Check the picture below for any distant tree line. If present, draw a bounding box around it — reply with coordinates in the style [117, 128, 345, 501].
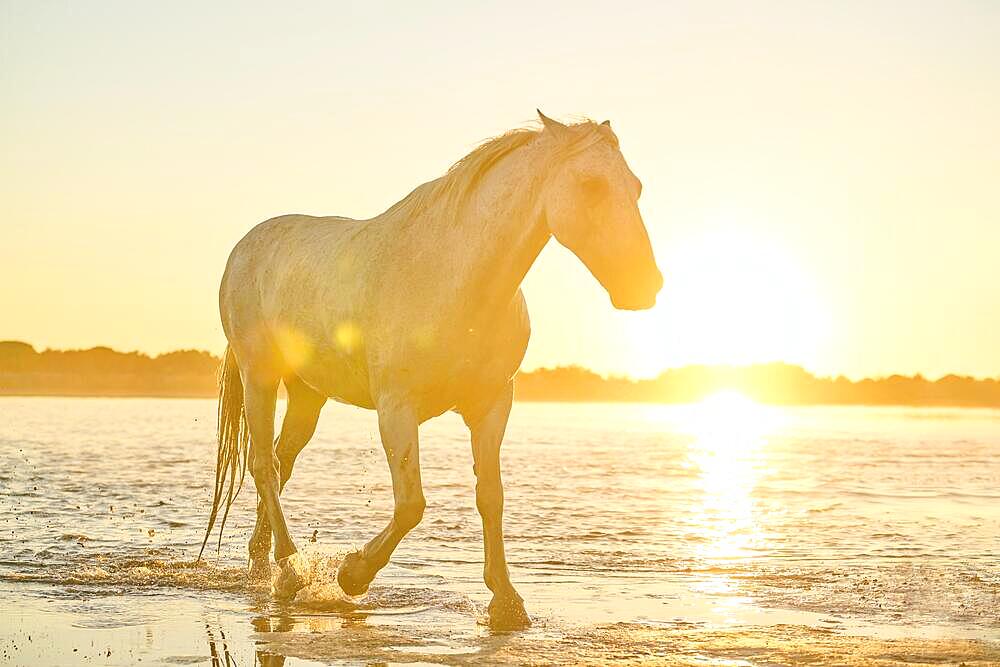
[515, 364, 1000, 407]
[0, 341, 218, 397]
[2, 341, 999, 406]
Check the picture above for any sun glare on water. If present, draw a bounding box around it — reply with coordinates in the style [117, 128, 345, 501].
[645, 390, 785, 619]
[681, 389, 784, 454]
[659, 390, 788, 620]
[678, 391, 784, 563]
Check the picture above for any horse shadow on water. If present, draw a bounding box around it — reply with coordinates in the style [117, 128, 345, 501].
[199, 110, 662, 631]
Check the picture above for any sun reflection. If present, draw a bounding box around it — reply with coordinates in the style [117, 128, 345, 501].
[681, 390, 782, 454]
[680, 390, 782, 562]
[669, 390, 785, 623]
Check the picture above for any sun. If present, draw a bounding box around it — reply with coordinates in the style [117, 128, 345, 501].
[625, 222, 832, 376]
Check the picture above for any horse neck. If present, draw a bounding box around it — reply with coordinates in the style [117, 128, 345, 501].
[436, 140, 552, 321]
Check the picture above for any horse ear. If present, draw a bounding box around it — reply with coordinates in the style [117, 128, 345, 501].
[601, 119, 611, 127]
[537, 109, 568, 137]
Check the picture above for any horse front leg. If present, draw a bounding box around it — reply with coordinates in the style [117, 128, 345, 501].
[242, 371, 306, 600]
[337, 396, 424, 595]
[463, 383, 530, 629]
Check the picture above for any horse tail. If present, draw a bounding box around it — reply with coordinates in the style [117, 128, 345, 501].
[198, 345, 251, 561]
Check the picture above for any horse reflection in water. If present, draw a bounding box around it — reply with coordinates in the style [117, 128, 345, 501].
[199, 110, 662, 629]
[204, 618, 290, 667]
[204, 621, 243, 667]
[249, 617, 292, 667]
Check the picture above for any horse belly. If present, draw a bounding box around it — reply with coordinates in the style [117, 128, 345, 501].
[292, 352, 375, 409]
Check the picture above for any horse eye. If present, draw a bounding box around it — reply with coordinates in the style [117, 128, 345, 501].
[581, 177, 609, 201]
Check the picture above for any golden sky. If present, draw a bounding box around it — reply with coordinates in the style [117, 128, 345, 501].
[2, 1, 998, 379]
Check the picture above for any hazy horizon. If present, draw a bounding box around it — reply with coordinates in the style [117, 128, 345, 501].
[4, 338, 1000, 385]
[3, 1, 999, 380]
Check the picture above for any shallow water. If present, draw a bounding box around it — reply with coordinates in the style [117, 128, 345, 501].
[1, 396, 999, 665]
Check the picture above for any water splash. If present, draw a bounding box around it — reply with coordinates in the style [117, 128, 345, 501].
[278, 547, 357, 610]
[0, 551, 251, 593]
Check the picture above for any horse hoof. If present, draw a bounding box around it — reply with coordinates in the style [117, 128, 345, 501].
[487, 593, 531, 631]
[336, 551, 371, 596]
[273, 556, 307, 601]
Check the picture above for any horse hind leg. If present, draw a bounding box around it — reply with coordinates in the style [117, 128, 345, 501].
[249, 375, 326, 581]
[238, 362, 308, 600]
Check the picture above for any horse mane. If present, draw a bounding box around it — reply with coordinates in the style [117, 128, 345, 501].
[379, 119, 612, 223]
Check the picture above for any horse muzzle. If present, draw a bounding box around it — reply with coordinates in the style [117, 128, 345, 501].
[609, 267, 663, 311]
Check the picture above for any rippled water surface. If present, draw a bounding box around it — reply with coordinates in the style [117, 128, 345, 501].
[1, 396, 999, 665]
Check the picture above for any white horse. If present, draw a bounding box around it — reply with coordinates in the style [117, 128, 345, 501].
[200, 111, 662, 629]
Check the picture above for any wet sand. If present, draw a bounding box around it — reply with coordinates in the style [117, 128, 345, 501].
[4, 552, 1000, 667]
[258, 624, 1000, 666]
[4, 579, 999, 666]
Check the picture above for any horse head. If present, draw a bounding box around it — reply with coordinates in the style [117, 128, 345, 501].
[536, 110, 663, 311]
